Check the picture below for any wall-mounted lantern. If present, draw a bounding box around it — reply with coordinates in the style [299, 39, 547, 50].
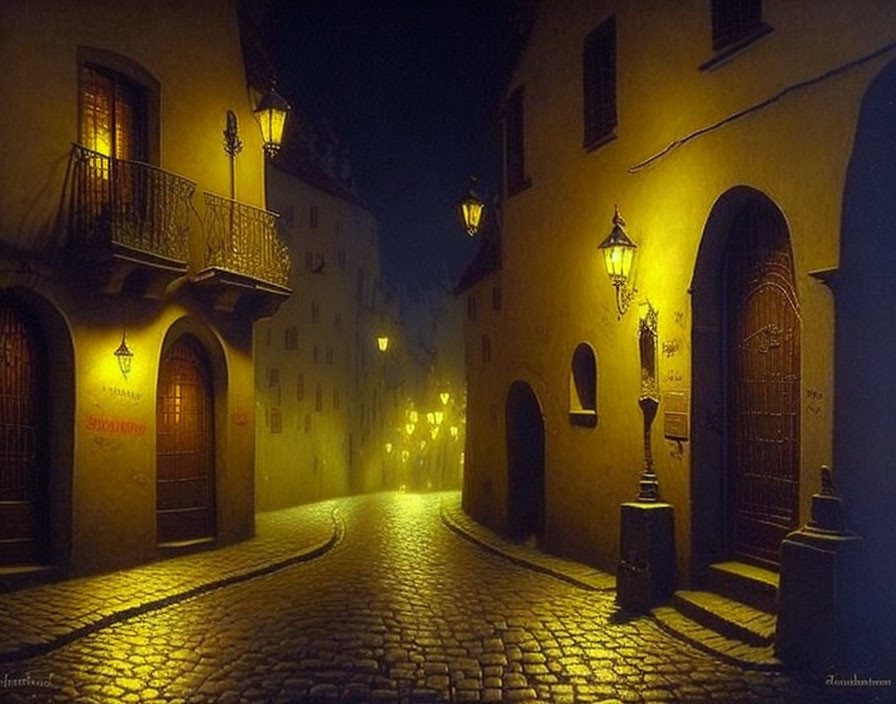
[408, 410, 419, 424]
[405, 423, 416, 436]
[597, 205, 638, 318]
[254, 84, 290, 159]
[456, 175, 485, 237]
[426, 411, 436, 425]
[385, 442, 393, 454]
[114, 330, 134, 379]
[434, 410, 444, 426]
[440, 391, 450, 406]
[377, 335, 390, 353]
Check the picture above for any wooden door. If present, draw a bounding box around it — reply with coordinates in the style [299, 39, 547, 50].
[726, 199, 800, 566]
[157, 338, 215, 543]
[505, 382, 545, 542]
[0, 299, 46, 565]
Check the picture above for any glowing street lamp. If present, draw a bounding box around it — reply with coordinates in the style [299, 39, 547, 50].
[405, 423, 416, 436]
[456, 175, 485, 237]
[434, 411, 444, 426]
[597, 205, 638, 318]
[440, 391, 450, 406]
[377, 335, 390, 352]
[254, 84, 290, 159]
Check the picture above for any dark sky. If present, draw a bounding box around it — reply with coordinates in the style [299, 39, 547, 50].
[267, 0, 518, 293]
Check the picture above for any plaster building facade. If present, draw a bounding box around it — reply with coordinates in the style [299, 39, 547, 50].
[461, 0, 896, 669]
[0, 1, 290, 582]
[254, 121, 401, 508]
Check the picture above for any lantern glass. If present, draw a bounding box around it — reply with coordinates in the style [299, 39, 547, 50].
[254, 86, 290, 157]
[114, 332, 134, 379]
[440, 391, 450, 405]
[597, 206, 637, 285]
[377, 335, 389, 352]
[456, 176, 485, 236]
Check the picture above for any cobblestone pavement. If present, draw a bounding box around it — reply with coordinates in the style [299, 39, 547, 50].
[0, 492, 890, 703]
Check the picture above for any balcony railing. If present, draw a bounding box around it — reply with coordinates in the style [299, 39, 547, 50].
[202, 192, 290, 289]
[68, 144, 194, 263]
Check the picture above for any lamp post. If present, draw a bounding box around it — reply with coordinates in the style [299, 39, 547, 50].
[456, 175, 486, 237]
[114, 330, 134, 379]
[597, 205, 638, 318]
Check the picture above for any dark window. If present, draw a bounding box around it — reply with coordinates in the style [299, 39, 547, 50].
[504, 88, 529, 196]
[583, 17, 617, 148]
[315, 384, 323, 412]
[297, 373, 304, 401]
[492, 286, 502, 311]
[284, 326, 298, 350]
[711, 0, 762, 51]
[467, 294, 477, 322]
[305, 251, 313, 272]
[309, 204, 318, 229]
[304, 413, 311, 433]
[326, 345, 334, 365]
[270, 407, 282, 434]
[268, 368, 281, 405]
[311, 301, 319, 324]
[570, 343, 598, 426]
[482, 335, 491, 363]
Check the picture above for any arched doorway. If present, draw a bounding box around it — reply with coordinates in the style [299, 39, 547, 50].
[0, 297, 47, 565]
[505, 381, 545, 543]
[692, 189, 800, 570]
[156, 336, 215, 544]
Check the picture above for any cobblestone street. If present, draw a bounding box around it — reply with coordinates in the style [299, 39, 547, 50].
[0, 492, 888, 703]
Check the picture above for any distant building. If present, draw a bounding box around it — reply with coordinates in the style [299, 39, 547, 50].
[0, 1, 290, 582]
[255, 117, 399, 506]
[461, 0, 896, 669]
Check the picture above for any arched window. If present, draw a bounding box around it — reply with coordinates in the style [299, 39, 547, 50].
[569, 343, 597, 427]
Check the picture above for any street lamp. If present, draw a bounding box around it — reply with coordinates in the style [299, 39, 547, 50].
[597, 205, 638, 318]
[254, 84, 290, 159]
[456, 175, 485, 237]
[440, 391, 450, 406]
[377, 335, 390, 352]
[114, 330, 134, 379]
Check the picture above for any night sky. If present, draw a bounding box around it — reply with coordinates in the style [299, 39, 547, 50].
[267, 0, 519, 293]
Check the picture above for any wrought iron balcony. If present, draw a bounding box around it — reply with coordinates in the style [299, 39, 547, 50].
[197, 192, 291, 300]
[68, 144, 194, 269]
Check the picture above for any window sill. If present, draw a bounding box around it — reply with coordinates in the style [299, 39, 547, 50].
[569, 409, 598, 428]
[699, 23, 773, 72]
[584, 130, 617, 153]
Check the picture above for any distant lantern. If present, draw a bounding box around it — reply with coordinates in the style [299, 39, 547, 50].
[434, 411, 444, 426]
[597, 205, 638, 317]
[405, 423, 416, 436]
[377, 335, 389, 352]
[426, 411, 436, 425]
[440, 391, 450, 406]
[385, 442, 393, 454]
[254, 84, 290, 158]
[456, 175, 485, 237]
[450, 425, 459, 439]
[409, 410, 419, 424]
[114, 331, 134, 379]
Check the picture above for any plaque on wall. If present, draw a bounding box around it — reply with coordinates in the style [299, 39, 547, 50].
[664, 389, 689, 440]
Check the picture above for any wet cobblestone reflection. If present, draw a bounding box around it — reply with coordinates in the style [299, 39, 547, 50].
[1, 493, 883, 702]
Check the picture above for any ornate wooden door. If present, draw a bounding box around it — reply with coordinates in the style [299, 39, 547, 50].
[0, 299, 46, 565]
[726, 199, 800, 566]
[156, 338, 215, 543]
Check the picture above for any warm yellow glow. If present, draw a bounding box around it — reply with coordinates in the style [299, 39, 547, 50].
[401, 450, 410, 464]
[426, 412, 436, 425]
[419, 440, 427, 450]
[450, 425, 459, 439]
[459, 198, 484, 236]
[459, 452, 465, 467]
[434, 411, 444, 425]
[409, 410, 419, 424]
[440, 392, 450, 405]
[385, 442, 393, 454]
[405, 423, 415, 435]
[430, 427, 439, 440]
[113, 331, 134, 379]
[377, 335, 389, 352]
[597, 205, 637, 284]
[254, 86, 290, 158]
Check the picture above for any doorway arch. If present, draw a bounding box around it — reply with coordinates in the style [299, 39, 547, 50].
[691, 187, 800, 571]
[156, 335, 216, 543]
[505, 381, 545, 543]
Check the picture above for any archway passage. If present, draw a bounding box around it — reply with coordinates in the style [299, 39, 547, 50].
[0, 298, 47, 565]
[156, 337, 215, 544]
[505, 381, 545, 542]
[725, 198, 800, 566]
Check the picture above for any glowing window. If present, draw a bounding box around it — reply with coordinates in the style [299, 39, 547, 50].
[583, 17, 616, 149]
[80, 64, 146, 161]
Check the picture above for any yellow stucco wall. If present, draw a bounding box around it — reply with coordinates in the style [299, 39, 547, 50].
[0, 1, 265, 575]
[464, 0, 896, 582]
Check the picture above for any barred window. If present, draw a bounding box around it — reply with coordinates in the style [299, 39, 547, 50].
[504, 88, 529, 196]
[711, 0, 762, 51]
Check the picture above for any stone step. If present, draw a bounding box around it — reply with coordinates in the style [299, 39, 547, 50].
[651, 605, 782, 670]
[673, 590, 776, 647]
[706, 561, 779, 614]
